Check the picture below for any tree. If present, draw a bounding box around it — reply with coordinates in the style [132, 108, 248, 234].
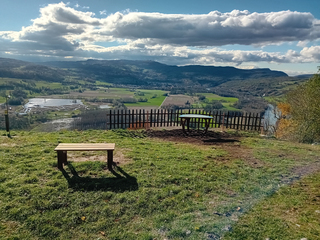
[280, 70, 320, 142]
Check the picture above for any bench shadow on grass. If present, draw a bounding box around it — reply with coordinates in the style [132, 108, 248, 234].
[60, 163, 138, 192]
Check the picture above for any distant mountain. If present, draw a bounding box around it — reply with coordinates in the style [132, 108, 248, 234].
[38, 59, 287, 86]
[294, 74, 313, 79]
[0, 57, 288, 86]
[0, 57, 67, 82]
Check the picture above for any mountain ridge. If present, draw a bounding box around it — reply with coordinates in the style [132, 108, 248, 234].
[0, 57, 288, 86]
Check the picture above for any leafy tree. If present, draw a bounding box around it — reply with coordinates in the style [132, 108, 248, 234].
[204, 101, 224, 111]
[279, 70, 320, 142]
[198, 95, 206, 101]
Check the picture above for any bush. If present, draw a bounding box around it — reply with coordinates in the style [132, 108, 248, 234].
[278, 71, 320, 143]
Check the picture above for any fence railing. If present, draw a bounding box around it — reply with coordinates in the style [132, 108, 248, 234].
[102, 109, 263, 131]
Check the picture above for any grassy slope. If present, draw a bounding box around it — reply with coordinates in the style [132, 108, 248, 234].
[197, 93, 239, 111]
[224, 171, 320, 239]
[125, 89, 167, 107]
[1, 130, 320, 239]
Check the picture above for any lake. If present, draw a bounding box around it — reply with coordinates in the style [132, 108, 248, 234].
[25, 98, 83, 109]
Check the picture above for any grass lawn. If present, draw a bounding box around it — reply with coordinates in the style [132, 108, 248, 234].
[224, 171, 320, 239]
[199, 93, 238, 104]
[125, 89, 168, 107]
[34, 81, 63, 89]
[0, 129, 319, 239]
[195, 93, 239, 111]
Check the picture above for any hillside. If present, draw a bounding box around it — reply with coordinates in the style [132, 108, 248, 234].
[39, 59, 288, 86]
[0, 58, 67, 82]
[0, 57, 290, 89]
[0, 57, 309, 112]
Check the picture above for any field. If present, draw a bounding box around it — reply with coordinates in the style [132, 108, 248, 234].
[124, 90, 168, 107]
[161, 94, 195, 107]
[196, 93, 239, 111]
[1, 129, 320, 239]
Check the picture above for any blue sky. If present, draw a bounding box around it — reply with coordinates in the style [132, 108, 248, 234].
[1, 0, 320, 75]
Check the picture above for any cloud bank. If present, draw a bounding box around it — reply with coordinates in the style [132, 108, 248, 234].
[1, 2, 320, 70]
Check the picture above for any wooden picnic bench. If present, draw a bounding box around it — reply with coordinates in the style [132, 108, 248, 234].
[54, 143, 115, 170]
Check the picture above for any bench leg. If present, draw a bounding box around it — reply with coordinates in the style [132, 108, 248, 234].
[107, 150, 113, 170]
[57, 151, 67, 169]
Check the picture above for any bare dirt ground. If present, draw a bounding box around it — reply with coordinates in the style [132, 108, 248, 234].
[145, 128, 241, 145]
[161, 94, 195, 107]
[69, 148, 133, 166]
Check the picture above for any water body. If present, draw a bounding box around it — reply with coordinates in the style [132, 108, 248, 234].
[25, 98, 83, 108]
[99, 104, 111, 109]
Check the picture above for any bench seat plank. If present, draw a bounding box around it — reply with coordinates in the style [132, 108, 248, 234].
[54, 143, 115, 170]
[55, 143, 115, 151]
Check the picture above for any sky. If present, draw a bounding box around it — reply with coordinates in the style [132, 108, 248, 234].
[0, 0, 320, 76]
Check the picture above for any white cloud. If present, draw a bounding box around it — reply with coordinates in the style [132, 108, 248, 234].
[297, 40, 309, 47]
[0, 2, 320, 68]
[100, 10, 107, 16]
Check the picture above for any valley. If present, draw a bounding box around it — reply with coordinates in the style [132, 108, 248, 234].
[0, 57, 311, 131]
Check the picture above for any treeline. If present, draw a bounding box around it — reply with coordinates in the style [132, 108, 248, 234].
[0, 68, 65, 82]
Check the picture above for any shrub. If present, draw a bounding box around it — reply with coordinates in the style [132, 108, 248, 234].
[277, 71, 320, 143]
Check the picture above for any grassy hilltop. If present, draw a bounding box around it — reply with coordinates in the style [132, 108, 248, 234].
[1, 129, 320, 239]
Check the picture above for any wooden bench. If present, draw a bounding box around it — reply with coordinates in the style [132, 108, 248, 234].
[54, 143, 115, 170]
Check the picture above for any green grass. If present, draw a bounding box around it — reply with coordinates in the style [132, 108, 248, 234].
[35, 81, 63, 89]
[224, 171, 320, 239]
[46, 109, 82, 119]
[200, 93, 238, 103]
[194, 93, 239, 111]
[0, 77, 22, 84]
[0, 130, 319, 239]
[125, 89, 168, 107]
[95, 81, 113, 86]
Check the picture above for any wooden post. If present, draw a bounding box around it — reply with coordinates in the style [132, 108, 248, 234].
[57, 151, 67, 169]
[226, 111, 230, 129]
[237, 112, 241, 130]
[107, 150, 113, 170]
[121, 109, 123, 129]
[221, 112, 225, 132]
[247, 113, 251, 130]
[128, 109, 131, 129]
[143, 109, 145, 128]
[160, 109, 163, 127]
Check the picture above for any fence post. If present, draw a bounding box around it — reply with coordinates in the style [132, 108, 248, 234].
[260, 115, 265, 135]
[221, 112, 225, 132]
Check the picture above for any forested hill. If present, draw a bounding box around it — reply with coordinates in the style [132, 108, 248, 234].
[0, 57, 67, 82]
[0, 57, 288, 86]
[39, 59, 288, 85]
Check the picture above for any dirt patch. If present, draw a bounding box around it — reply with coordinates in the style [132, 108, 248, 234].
[68, 149, 133, 166]
[145, 129, 265, 167]
[146, 129, 320, 180]
[146, 129, 241, 145]
[291, 160, 320, 178]
[161, 94, 195, 107]
[0, 143, 16, 147]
